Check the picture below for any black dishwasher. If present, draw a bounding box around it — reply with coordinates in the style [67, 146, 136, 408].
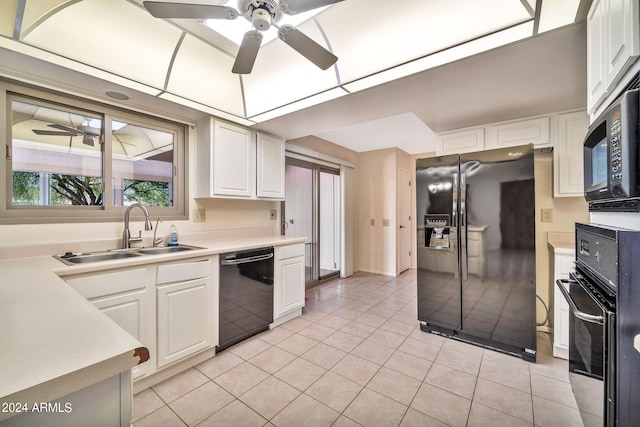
[217, 247, 274, 351]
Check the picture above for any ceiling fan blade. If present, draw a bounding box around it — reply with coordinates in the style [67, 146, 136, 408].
[48, 124, 84, 136]
[33, 130, 75, 136]
[232, 31, 263, 74]
[278, 25, 337, 70]
[142, 1, 239, 19]
[281, 0, 343, 14]
[82, 134, 95, 147]
[77, 125, 101, 136]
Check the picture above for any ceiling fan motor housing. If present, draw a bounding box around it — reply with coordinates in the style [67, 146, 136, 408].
[239, 0, 281, 31]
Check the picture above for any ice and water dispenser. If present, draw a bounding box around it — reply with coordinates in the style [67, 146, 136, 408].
[424, 214, 451, 249]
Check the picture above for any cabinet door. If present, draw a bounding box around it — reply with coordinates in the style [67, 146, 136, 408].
[213, 121, 254, 197]
[437, 128, 484, 155]
[553, 252, 574, 359]
[276, 256, 305, 318]
[554, 111, 589, 197]
[485, 117, 550, 150]
[93, 290, 150, 379]
[256, 133, 285, 199]
[157, 277, 212, 368]
[605, 0, 640, 90]
[587, 0, 607, 112]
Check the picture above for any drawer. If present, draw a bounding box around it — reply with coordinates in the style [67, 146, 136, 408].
[278, 243, 305, 260]
[66, 268, 148, 300]
[156, 259, 211, 284]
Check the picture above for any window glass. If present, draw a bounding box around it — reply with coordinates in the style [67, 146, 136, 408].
[11, 100, 103, 206]
[111, 120, 174, 207]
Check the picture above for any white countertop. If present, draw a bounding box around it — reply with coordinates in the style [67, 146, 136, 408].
[0, 234, 305, 420]
[547, 231, 575, 255]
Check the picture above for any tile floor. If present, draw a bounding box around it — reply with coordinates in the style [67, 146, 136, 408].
[132, 270, 584, 427]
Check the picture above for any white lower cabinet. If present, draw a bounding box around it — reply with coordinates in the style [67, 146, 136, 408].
[274, 244, 305, 322]
[552, 250, 575, 359]
[156, 259, 214, 368]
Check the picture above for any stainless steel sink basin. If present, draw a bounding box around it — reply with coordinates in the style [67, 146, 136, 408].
[137, 245, 204, 255]
[54, 245, 205, 265]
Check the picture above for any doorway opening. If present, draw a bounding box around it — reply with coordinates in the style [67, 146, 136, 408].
[282, 158, 341, 285]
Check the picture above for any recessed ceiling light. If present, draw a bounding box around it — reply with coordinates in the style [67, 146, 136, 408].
[103, 90, 131, 100]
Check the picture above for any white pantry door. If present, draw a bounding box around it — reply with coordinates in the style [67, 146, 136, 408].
[398, 168, 411, 273]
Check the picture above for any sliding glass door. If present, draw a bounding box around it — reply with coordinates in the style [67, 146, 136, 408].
[282, 158, 341, 284]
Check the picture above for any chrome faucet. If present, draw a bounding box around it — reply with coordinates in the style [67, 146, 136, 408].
[122, 203, 153, 249]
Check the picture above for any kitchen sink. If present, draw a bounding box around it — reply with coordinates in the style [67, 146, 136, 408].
[54, 245, 205, 265]
[137, 245, 203, 255]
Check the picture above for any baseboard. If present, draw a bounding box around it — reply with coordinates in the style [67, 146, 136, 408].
[358, 268, 397, 277]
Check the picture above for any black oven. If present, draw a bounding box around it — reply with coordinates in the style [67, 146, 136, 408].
[556, 223, 640, 427]
[584, 89, 640, 210]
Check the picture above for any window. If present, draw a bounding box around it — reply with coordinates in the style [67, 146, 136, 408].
[2, 82, 187, 223]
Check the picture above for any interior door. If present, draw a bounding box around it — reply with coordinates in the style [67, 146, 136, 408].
[398, 168, 411, 273]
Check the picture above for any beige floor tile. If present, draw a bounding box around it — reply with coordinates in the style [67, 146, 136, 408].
[248, 346, 297, 374]
[331, 415, 364, 427]
[274, 357, 327, 391]
[214, 362, 270, 397]
[367, 367, 421, 405]
[344, 388, 408, 427]
[367, 328, 407, 349]
[279, 316, 314, 332]
[532, 396, 584, 427]
[479, 358, 531, 393]
[300, 342, 347, 369]
[380, 319, 417, 336]
[442, 338, 484, 358]
[133, 405, 186, 427]
[340, 321, 378, 339]
[531, 374, 578, 409]
[197, 400, 266, 427]
[384, 350, 432, 381]
[322, 330, 364, 352]
[351, 339, 396, 365]
[300, 309, 330, 323]
[529, 353, 569, 383]
[467, 402, 534, 427]
[316, 314, 352, 329]
[331, 354, 381, 386]
[399, 408, 449, 427]
[410, 383, 471, 427]
[275, 333, 319, 355]
[169, 381, 235, 426]
[239, 376, 300, 420]
[473, 378, 533, 423]
[397, 337, 441, 361]
[196, 351, 244, 380]
[392, 310, 419, 325]
[228, 337, 272, 360]
[333, 307, 367, 320]
[408, 328, 446, 346]
[355, 312, 388, 328]
[152, 368, 210, 403]
[435, 346, 482, 376]
[132, 388, 165, 422]
[257, 327, 294, 345]
[424, 363, 477, 400]
[271, 393, 339, 427]
[306, 371, 364, 412]
[366, 306, 398, 319]
[298, 323, 337, 341]
[482, 346, 533, 370]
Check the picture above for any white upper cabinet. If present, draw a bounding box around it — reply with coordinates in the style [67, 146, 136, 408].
[436, 127, 484, 155]
[196, 117, 285, 200]
[485, 117, 551, 150]
[554, 111, 589, 197]
[256, 133, 285, 199]
[587, 0, 640, 113]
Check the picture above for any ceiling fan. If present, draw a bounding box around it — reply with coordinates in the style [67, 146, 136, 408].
[32, 124, 101, 147]
[142, 0, 343, 74]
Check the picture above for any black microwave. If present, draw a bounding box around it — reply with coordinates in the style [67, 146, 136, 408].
[584, 89, 640, 208]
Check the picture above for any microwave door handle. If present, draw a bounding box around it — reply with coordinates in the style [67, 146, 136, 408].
[555, 279, 605, 325]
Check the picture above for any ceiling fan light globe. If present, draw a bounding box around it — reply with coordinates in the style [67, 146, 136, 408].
[251, 8, 272, 31]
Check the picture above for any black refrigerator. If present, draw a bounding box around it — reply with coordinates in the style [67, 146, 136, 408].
[416, 144, 537, 362]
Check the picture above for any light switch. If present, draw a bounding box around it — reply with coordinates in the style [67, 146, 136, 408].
[193, 209, 206, 222]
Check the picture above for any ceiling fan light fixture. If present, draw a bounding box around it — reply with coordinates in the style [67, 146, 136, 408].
[251, 8, 272, 31]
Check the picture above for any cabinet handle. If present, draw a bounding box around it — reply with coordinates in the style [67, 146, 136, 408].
[221, 253, 273, 265]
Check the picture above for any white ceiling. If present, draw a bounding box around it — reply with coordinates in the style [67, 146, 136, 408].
[0, 0, 589, 155]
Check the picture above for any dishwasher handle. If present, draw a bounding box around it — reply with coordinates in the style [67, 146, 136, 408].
[555, 279, 605, 325]
[221, 253, 274, 266]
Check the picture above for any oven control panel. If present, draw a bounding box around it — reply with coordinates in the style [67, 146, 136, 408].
[576, 226, 617, 291]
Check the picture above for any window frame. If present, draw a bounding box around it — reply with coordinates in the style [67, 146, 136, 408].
[1, 81, 188, 224]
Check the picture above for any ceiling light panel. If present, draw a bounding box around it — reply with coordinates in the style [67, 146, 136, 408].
[538, 0, 581, 33]
[319, 0, 532, 83]
[166, 34, 245, 117]
[20, 0, 183, 89]
[0, 0, 18, 38]
[250, 87, 348, 122]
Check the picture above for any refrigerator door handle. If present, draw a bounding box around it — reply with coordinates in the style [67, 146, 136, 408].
[460, 173, 468, 280]
[452, 174, 458, 229]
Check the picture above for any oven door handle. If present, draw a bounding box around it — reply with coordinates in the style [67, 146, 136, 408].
[555, 279, 605, 325]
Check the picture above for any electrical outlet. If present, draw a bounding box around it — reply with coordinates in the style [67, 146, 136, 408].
[382, 219, 390, 226]
[270, 209, 277, 220]
[370, 219, 375, 226]
[541, 208, 553, 222]
[193, 209, 206, 222]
